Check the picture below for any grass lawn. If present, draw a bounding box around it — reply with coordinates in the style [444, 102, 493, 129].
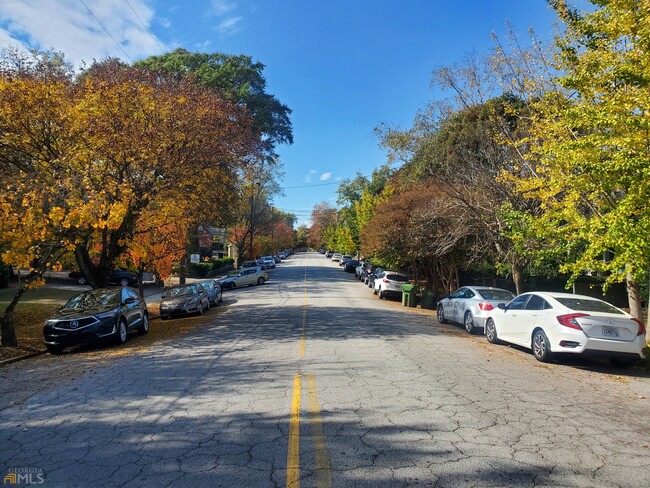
[0, 285, 220, 363]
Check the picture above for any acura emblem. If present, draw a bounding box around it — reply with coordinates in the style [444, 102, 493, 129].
[70, 320, 79, 329]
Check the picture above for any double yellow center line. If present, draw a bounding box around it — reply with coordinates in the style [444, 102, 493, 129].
[286, 267, 331, 488]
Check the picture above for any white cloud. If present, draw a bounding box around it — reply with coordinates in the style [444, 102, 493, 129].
[305, 170, 317, 183]
[0, 0, 166, 69]
[216, 16, 242, 36]
[195, 40, 211, 50]
[209, 0, 236, 16]
[320, 172, 332, 181]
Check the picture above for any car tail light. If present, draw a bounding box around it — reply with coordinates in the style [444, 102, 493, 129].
[556, 313, 589, 330]
[631, 318, 645, 336]
[478, 302, 493, 311]
[383, 279, 390, 283]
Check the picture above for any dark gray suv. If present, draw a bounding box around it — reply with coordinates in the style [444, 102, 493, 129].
[43, 287, 148, 354]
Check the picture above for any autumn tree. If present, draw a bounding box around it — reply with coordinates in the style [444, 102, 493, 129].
[135, 48, 292, 160]
[307, 202, 338, 249]
[0, 51, 260, 345]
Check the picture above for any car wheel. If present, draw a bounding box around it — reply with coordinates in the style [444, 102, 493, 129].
[486, 318, 499, 344]
[78, 277, 87, 285]
[257, 277, 265, 285]
[464, 311, 476, 334]
[378, 288, 384, 299]
[114, 319, 127, 345]
[532, 329, 552, 362]
[138, 313, 149, 335]
[437, 305, 447, 324]
[46, 344, 64, 355]
[218, 291, 223, 303]
[160, 314, 169, 321]
[120, 278, 130, 287]
[373, 286, 378, 295]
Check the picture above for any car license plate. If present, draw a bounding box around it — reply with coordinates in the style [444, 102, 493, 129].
[602, 326, 619, 337]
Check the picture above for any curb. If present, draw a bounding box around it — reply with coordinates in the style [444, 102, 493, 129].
[0, 349, 45, 367]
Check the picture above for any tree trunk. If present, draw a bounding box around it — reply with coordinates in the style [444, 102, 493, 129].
[179, 254, 187, 285]
[646, 276, 650, 345]
[137, 268, 145, 298]
[626, 271, 643, 322]
[511, 261, 524, 295]
[1, 287, 25, 347]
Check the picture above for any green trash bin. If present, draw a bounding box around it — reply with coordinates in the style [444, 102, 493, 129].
[420, 288, 436, 310]
[402, 284, 419, 307]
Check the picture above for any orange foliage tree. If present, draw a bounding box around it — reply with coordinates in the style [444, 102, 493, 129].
[0, 51, 260, 346]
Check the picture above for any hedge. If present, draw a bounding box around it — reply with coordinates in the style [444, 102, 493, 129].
[189, 257, 235, 277]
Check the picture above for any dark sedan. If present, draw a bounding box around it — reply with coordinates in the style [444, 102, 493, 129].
[159, 283, 210, 320]
[43, 287, 148, 354]
[68, 269, 139, 287]
[344, 259, 360, 272]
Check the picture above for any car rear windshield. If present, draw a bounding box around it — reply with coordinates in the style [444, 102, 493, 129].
[168, 285, 195, 297]
[478, 290, 515, 300]
[386, 274, 408, 282]
[554, 297, 623, 314]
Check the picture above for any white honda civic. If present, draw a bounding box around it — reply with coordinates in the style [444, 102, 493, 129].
[485, 292, 645, 366]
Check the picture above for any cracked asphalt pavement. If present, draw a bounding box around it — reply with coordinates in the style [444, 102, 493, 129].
[2, 252, 650, 487]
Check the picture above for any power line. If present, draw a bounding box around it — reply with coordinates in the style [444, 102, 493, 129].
[283, 181, 341, 189]
[79, 0, 133, 63]
[124, 0, 166, 55]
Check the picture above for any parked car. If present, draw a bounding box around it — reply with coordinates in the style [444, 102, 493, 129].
[485, 292, 646, 366]
[332, 253, 343, 262]
[198, 279, 223, 307]
[344, 259, 360, 272]
[355, 262, 371, 279]
[43, 287, 148, 354]
[339, 255, 352, 266]
[219, 268, 269, 290]
[373, 271, 409, 299]
[160, 283, 210, 320]
[240, 260, 263, 269]
[325, 250, 334, 258]
[279, 252, 287, 259]
[68, 269, 139, 287]
[261, 256, 276, 269]
[437, 286, 515, 334]
[365, 266, 383, 286]
[272, 255, 282, 263]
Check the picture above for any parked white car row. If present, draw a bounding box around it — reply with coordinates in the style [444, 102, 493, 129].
[438, 286, 645, 366]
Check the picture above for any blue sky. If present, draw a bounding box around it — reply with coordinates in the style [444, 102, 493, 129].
[0, 0, 559, 226]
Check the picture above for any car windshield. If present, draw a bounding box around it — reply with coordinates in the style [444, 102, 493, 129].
[386, 274, 408, 282]
[200, 282, 213, 291]
[63, 289, 120, 310]
[168, 285, 195, 297]
[554, 297, 623, 314]
[478, 290, 515, 300]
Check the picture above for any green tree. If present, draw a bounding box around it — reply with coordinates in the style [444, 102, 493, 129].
[512, 0, 650, 331]
[135, 48, 292, 159]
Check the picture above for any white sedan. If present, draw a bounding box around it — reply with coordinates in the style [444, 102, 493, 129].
[437, 286, 515, 334]
[485, 292, 645, 366]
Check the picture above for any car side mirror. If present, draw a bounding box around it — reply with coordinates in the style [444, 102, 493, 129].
[497, 303, 506, 310]
[124, 297, 136, 305]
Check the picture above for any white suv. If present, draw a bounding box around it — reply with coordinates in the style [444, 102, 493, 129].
[373, 271, 409, 299]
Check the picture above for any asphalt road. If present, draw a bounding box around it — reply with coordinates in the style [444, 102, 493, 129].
[2, 252, 650, 487]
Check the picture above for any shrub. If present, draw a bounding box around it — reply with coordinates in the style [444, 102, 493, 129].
[190, 262, 212, 277]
